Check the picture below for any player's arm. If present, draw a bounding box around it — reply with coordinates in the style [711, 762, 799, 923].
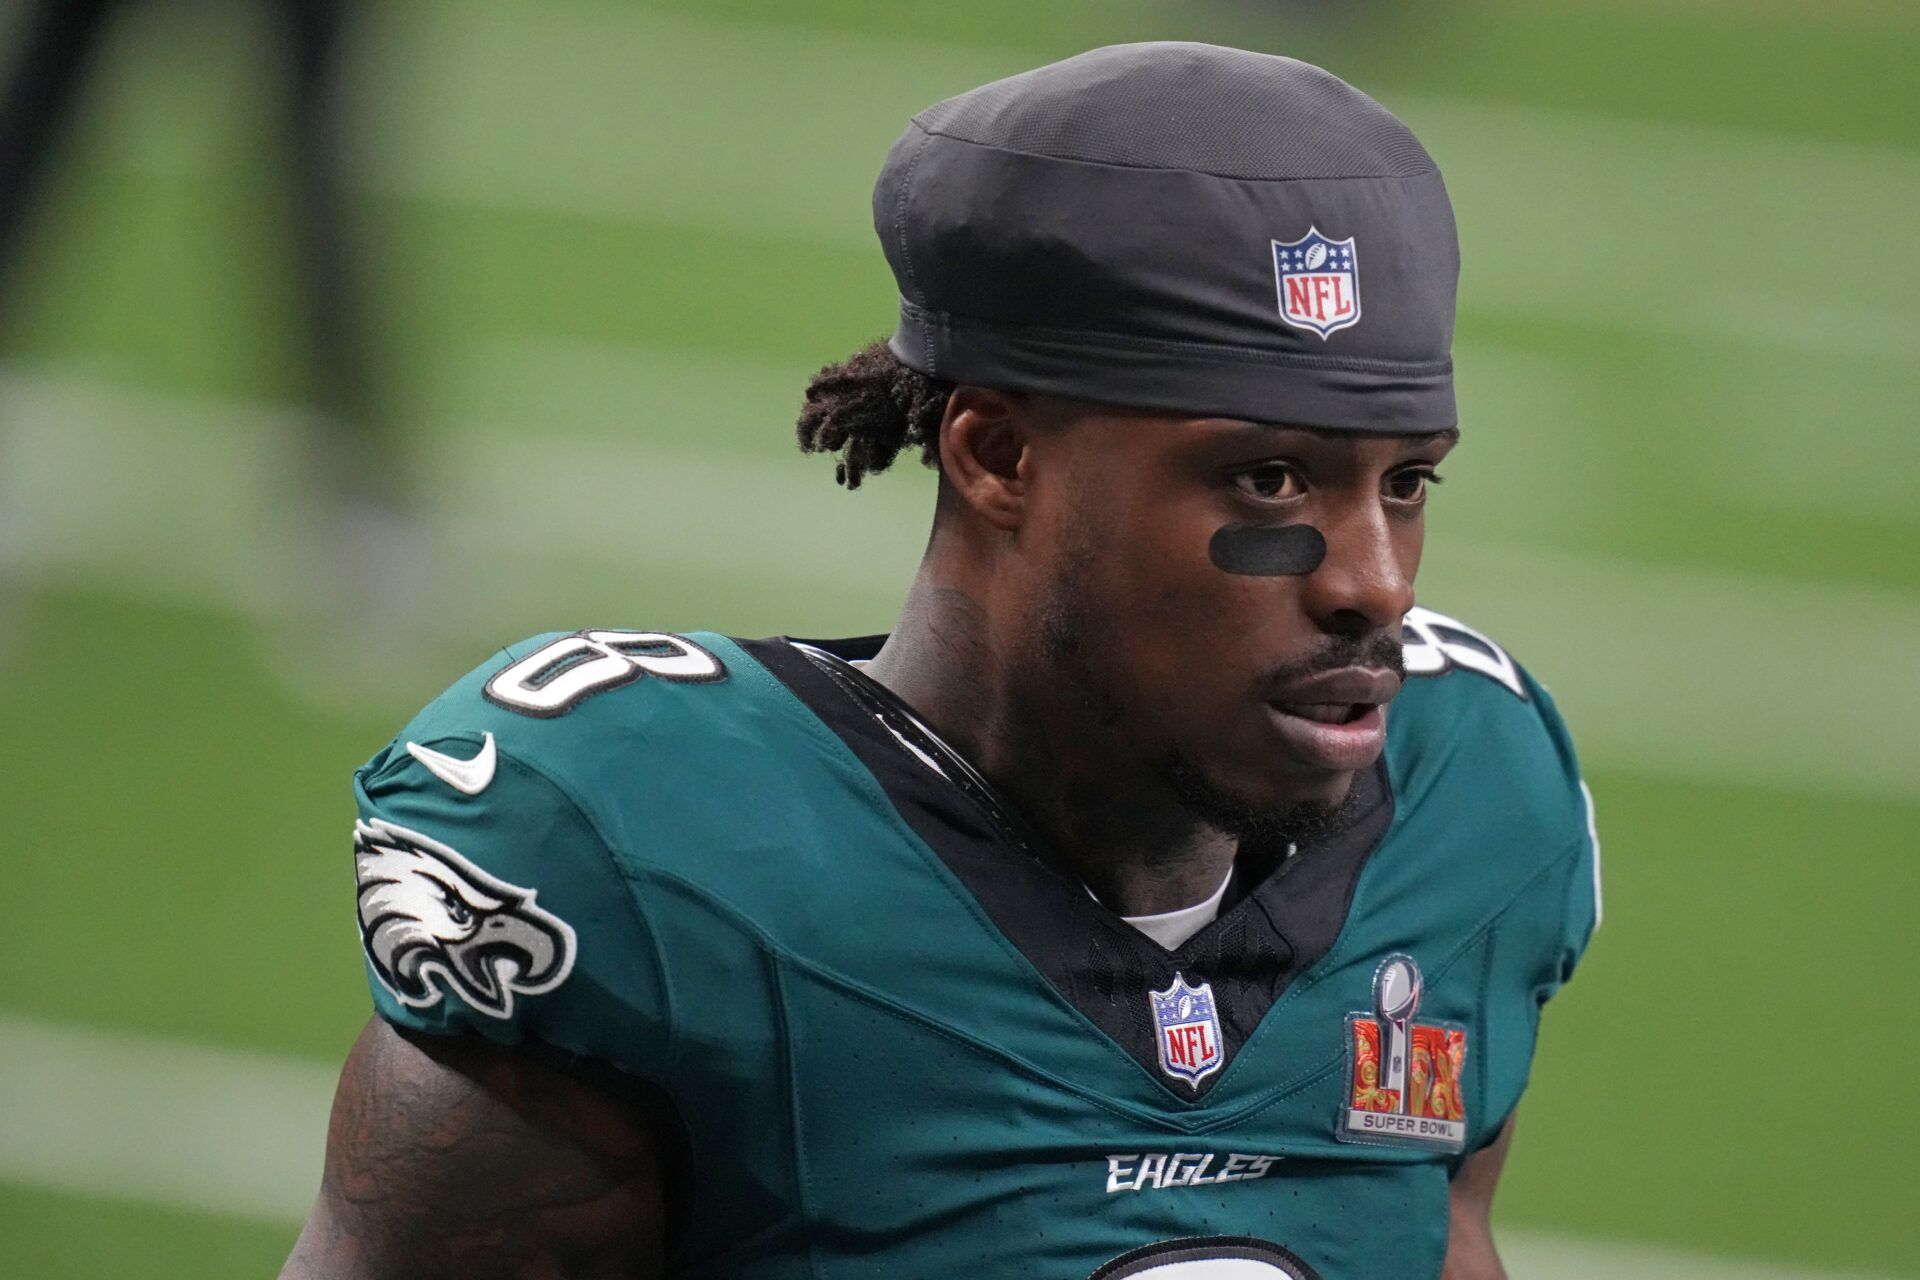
[1439, 1112, 1516, 1280]
[281, 1018, 669, 1280]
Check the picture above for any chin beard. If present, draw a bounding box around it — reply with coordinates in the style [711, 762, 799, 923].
[1033, 533, 1378, 857]
[1159, 746, 1365, 854]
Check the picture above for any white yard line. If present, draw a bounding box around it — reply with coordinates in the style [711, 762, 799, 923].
[1497, 1232, 1907, 1280]
[0, 1013, 336, 1222]
[3, 364, 1915, 799]
[0, 1010, 1900, 1278]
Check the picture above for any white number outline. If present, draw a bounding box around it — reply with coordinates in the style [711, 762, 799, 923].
[1090, 1235, 1322, 1279]
[1401, 606, 1526, 698]
[483, 630, 726, 717]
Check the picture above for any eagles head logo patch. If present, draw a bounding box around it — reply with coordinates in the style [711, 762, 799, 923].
[353, 819, 577, 1019]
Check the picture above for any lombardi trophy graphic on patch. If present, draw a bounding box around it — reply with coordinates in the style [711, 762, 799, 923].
[1338, 953, 1468, 1150]
[1149, 974, 1224, 1087]
[1272, 228, 1361, 338]
[1373, 954, 1420, 1102]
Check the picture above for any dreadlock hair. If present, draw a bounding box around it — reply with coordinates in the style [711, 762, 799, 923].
[796, 339, 955, 489]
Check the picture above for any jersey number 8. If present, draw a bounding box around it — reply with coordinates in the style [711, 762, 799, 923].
[484, 630, 727, 717]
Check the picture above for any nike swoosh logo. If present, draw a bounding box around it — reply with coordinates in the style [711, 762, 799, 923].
[406, 732, 497, 795]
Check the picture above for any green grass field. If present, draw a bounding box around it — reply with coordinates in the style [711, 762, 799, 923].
[1, 1, 1916, 1275]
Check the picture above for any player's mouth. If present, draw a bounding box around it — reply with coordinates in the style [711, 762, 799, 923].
[1264, 668, 1399, 770]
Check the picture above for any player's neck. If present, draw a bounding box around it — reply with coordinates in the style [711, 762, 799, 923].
[866, 576, 1238, 917]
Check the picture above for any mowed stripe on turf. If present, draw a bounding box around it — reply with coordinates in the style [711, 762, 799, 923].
[0, 1010, 1898, 1280]
[67, 1, 1920, 540]
[95, 0, 1920, 365]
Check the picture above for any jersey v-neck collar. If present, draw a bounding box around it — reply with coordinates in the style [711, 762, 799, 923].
[737, 634, 1395, 1102]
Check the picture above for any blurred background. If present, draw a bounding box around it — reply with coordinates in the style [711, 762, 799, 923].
[0, 0, 1913, 1276]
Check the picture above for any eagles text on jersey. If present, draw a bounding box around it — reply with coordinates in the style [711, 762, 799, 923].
[351, 611, 1599, 1279]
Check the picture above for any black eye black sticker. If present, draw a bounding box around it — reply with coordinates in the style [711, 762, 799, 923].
[1209, 523, 1326, 576]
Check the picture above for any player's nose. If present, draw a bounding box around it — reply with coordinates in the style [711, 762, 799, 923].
[1298, 506, 1415, 641]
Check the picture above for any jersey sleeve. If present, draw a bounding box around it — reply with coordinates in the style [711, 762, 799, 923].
[1470, 671, 1602, 1155]
[1396, 606, 1606, 1159]
[1528, 674, 1602, 997]
[350, 727, 672, 1078]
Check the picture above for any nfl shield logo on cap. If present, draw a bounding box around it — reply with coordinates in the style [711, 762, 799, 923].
[1150, 974, 1224, 1088]
[1272, 228, 1361, 338]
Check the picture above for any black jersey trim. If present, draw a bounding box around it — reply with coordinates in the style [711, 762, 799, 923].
[738, 635, 1394, 1102]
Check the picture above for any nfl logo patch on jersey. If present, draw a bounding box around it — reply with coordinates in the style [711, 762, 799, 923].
[1337, 954, 1467, 1150]
[1272, 228, 1361, 338]
[1150, 974, 1224, 1088]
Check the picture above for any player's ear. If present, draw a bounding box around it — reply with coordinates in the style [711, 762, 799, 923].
[937, 385, 1038, 532]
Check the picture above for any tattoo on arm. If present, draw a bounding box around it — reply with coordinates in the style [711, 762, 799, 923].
[281, 1019, 670, 1280]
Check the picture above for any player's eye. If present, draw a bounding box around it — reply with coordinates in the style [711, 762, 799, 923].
[1232, 463, 1304, 502]
[1383, 467, 1441, 504]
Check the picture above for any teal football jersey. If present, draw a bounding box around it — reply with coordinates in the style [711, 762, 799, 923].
[352, 610, 1598, 1279]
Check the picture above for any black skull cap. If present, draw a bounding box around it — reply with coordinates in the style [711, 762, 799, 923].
[873, 43, 1459, 433]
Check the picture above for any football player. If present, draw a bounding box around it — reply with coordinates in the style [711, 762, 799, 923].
[284, 44, 1599, 1280]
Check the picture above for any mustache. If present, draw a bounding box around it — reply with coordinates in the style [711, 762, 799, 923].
[1260, 631, 1405, 688]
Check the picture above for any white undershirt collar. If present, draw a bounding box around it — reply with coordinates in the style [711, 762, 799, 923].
[1113, 865, 1236, 951]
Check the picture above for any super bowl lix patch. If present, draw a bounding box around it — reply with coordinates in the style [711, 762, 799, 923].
[1337, 954, 1467, 1150]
